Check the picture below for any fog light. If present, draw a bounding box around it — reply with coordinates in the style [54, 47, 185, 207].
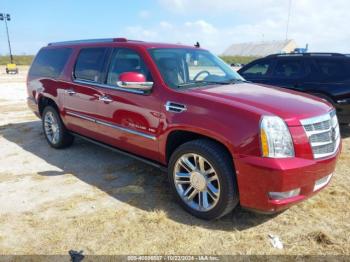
[314, 174, 332, 192]
[268, 188, 301, 200]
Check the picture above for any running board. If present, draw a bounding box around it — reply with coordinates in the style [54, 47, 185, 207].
[71, 132, 168, 173]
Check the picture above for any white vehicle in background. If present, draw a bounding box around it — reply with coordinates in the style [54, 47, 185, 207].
[230, 63, 243, 71]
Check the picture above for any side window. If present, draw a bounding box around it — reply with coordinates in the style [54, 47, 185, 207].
[273, 59, 305, 79]
[240, 61, 271, 78]
[106, 48, 151, 86]
[74, 48, 107, 82]
[29, 48, 72, 79]
[316, 59, 349, 81]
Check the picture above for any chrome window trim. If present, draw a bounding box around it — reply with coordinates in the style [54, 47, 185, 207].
[66, 111, 156, 140]
[73, 79, 147, 95]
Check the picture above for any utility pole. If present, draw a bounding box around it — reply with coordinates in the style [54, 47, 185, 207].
[285, 0, 292, 41]
[0, 13, 13, 63]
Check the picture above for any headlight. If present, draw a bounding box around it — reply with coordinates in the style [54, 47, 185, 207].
[260, 116, 294, 158]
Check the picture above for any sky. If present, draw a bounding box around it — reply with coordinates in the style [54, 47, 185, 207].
[0, 0, 349, 55]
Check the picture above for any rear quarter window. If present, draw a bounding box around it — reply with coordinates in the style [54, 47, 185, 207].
[315, 58, 350, 81]
[29, 48, 72, 79]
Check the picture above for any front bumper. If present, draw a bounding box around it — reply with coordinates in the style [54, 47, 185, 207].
[234, 148, 340, 213]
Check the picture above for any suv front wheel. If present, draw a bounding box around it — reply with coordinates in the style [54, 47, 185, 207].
[42, 106, 74, 148]
[168, 139, 239, 220]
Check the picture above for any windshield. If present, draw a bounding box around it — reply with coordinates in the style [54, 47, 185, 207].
[148, 48, 245, 89]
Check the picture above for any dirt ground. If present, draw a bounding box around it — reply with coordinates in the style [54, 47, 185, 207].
[0, 66, 349, 255]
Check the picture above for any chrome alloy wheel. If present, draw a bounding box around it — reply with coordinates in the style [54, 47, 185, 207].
[44, 111, 60, 144]
[173, 153, 220, 212]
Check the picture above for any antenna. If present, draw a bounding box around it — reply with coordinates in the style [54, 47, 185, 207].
[285, 0, 292, 40]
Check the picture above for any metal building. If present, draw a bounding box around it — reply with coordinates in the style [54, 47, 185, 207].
[223, 39, 297, 57]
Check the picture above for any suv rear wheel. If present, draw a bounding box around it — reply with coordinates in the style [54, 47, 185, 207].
[168, 139, 239, 220]
[42, 106, 74, 148]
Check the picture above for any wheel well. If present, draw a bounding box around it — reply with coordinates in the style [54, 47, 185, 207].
[38, 96, 58, 116]
[166, 130, 232, 163]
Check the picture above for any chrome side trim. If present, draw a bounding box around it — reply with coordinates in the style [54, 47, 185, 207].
[66, 111, 156, 140]
[67, 111, 93, 122]
[74, 79, 146, 95]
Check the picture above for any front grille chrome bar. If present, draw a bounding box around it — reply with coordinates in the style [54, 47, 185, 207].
[300, 110, 341, 159]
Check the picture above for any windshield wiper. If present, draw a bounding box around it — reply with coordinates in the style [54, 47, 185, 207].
[226, 78, 251, 84]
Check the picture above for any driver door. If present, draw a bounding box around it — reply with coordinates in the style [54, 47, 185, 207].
[92, 48, 162, 162]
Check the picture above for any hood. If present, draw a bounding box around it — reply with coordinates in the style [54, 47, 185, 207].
[189, 83, 332, 126]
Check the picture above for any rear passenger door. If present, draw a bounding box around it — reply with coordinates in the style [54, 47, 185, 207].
[310, 57, 350, 102]
[91, 48, 161, 162]
[268, 58, 311, 91]
[63, 47, 110, 137]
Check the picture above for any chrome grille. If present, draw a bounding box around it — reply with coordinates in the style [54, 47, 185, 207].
[304, 120, 330, 131]
[300, 110, 341, 159]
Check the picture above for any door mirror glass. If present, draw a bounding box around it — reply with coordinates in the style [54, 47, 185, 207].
[117, 72, 153, 91]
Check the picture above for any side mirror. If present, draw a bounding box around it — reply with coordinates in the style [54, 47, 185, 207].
[117, 72, 153, 92]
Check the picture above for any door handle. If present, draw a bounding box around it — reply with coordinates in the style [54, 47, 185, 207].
[65, 89, 76, 96]
[98, 95, 113, 103]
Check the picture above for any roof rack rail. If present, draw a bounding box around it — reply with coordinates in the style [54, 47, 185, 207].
[47, 37, 143, 46]
[306, 52, 345, 57]
[266, 52, 345, 58]
[48, 38, 114, 46]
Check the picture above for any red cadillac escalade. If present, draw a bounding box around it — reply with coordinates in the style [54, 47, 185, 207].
[27, 38, 341, 220]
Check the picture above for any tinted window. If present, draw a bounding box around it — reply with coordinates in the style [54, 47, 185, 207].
[273, 59, 305, 79]
[315, 58, 349, 81]
[107, 48, 151, 86]
[240, 61, 271, 77]
[74, 48, 107, 82]
[29, 48, 72, 78]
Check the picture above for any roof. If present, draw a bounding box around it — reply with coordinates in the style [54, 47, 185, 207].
[267, 52, 347, 58]
[47, 38, 200, 50]
[223, 39, 297, 57]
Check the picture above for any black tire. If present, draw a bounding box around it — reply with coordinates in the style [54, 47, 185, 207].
[42, 106, 74, 149]
[168, 139, 239, 220]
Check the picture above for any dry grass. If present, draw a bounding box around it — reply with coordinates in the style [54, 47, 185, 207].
[0, 69, 349, 255]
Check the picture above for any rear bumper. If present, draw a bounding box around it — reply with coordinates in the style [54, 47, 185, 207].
[234, 147, 340, 213]
[27, 97, 40, 118]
